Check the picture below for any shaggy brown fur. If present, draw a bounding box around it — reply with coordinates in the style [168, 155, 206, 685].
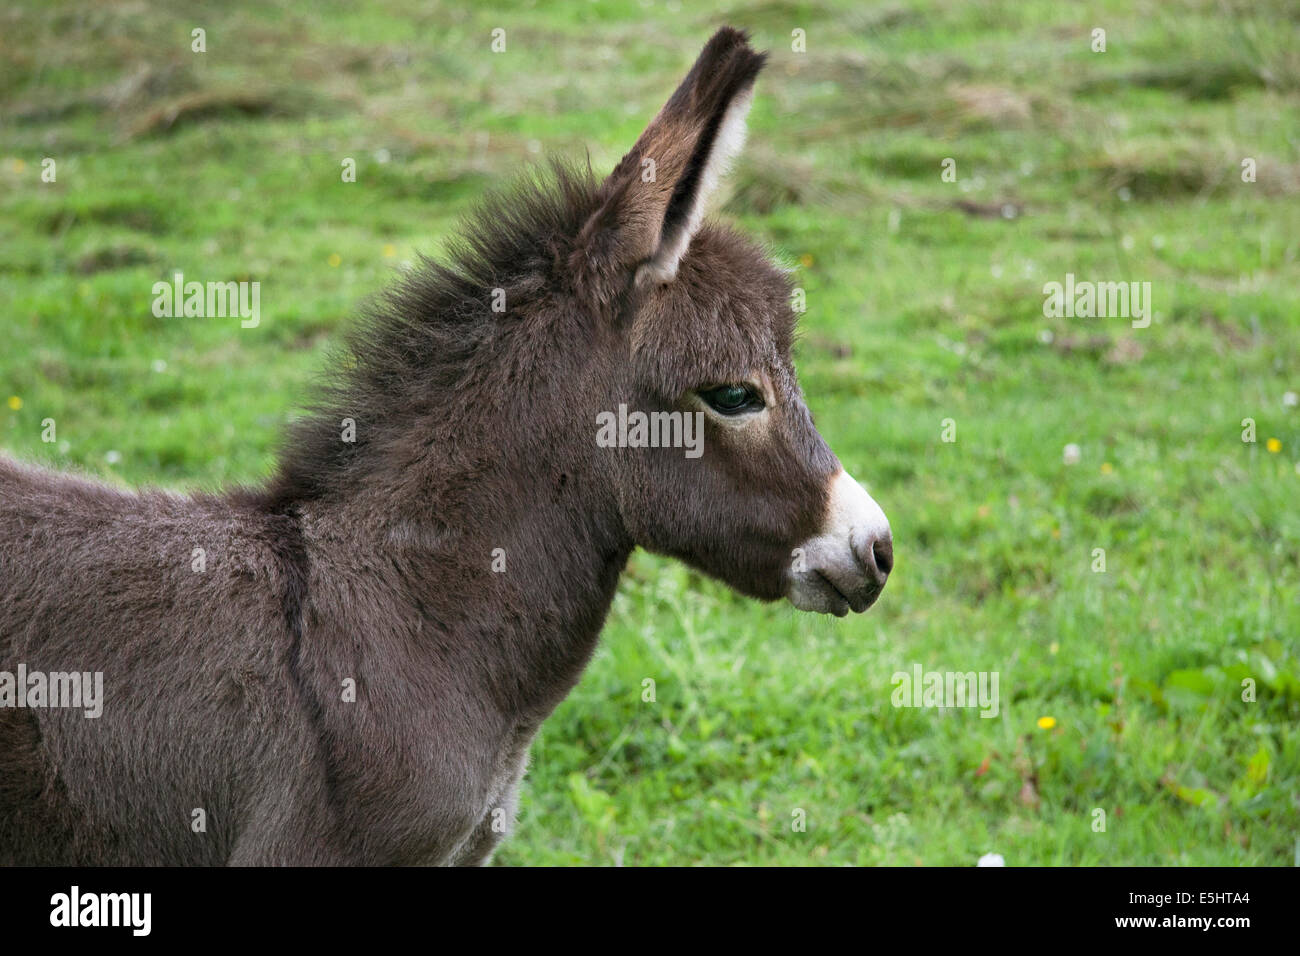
[0, 27, 853, 865]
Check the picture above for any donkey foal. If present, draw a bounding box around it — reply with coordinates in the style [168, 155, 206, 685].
[0, 27, 891, 866]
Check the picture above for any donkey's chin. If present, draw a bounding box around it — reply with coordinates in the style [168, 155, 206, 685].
[787, 570, 883, 617]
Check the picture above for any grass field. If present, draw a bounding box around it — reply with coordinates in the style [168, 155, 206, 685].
[2, 0, 1298, 865]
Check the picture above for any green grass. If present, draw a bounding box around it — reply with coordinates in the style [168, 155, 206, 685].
[2, 0, 1298, 865]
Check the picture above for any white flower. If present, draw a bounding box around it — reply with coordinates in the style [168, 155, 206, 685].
[977, 852, 1005, 867]
[1063, 443, 1082, 465]
[1283, 391, 1298, 408]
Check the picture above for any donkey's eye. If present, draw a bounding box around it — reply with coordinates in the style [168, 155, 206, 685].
[699, 384, 763, 415]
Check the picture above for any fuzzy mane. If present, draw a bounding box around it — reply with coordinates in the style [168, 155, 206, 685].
[266, 159, 601, 506]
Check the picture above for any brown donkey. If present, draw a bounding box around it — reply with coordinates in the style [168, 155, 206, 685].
[0, 28, 891, 865]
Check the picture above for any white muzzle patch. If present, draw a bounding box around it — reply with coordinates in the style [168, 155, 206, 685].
[788, 469, 892, 616]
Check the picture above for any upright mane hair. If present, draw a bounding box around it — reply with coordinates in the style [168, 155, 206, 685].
[269, 159, 601, 506]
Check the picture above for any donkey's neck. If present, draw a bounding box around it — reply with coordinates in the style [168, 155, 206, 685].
[272, 333, 631, 718]
[260, 163, 633, 715]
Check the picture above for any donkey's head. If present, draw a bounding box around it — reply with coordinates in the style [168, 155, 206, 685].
[574, 28, 891, 616]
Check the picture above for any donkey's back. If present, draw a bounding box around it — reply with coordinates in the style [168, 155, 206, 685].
[0, 457, 310, 864]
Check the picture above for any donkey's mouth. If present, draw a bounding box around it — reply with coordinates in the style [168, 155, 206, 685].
[788, 568, 882, 617]
[786, 469, 892, 617]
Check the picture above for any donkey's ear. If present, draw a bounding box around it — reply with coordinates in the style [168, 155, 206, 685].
[573, 27, 766, 303]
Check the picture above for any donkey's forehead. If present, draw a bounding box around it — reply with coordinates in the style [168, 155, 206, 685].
[629, 225, 797, 391]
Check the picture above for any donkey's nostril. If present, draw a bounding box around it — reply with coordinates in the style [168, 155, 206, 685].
[873, 537, 894, 577]
[851, 530, 892, 587]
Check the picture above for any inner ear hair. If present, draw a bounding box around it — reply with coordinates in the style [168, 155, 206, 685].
[577, 27, 767, 298]
[638, 81, 756, 285]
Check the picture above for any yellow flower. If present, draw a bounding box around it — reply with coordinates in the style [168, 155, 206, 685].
[1266, 438, 1281, 453]
[1100, 462, 1114, 474]
[799, 253, 814, 268]
[382, 243, 396, 258]
[7, 395, 22, 410]
[1037, 716, 1056, 730]
[328, 253, 342, 268]
[11, 158, 25, 173]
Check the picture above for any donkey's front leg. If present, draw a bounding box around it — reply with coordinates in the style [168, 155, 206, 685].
[225, 780, 365, 866]
[452, 751, 529, 866]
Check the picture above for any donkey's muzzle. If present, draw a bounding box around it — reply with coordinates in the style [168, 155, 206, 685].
[787, 470, 892, 617]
